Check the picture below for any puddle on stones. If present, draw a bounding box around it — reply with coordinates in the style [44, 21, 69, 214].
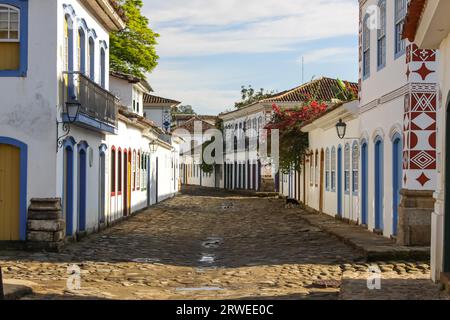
[199, 254, 216, 264]
[202, 237, 223, 249]
[130, 258, 161, 263]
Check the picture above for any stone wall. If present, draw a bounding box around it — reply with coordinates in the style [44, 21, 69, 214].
[26, 198, 65, 252]
[397, 190, 434, 246]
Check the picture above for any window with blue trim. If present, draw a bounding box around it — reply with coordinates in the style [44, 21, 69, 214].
[325, 148, 330, 191]
[344, 144, 350, 193]
[352, 143, 359, 194]
[0, 1, 28, 76]
[362, 14, 370, 79]
[315, 150, 319, 186]
[377, 0, 386, 69]
[395, 0, 407, 58]
[331, 147, 336, 191]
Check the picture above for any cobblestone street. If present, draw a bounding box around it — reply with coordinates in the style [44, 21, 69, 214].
[0, 187, 447, 300]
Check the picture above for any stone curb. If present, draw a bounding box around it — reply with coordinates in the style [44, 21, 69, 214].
[297, 210, 430, 262]
[2, 283, 33, 300]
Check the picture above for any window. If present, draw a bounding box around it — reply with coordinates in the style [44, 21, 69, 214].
[331, 147, 336, 191]
[0, 4, 22, 73]
[88, 37, 95, 80]
[100, 47, 106, 88]
[362, 14, 370, 78]
[118, 149, 122, 193]
[310, 154, 314, 186]
[377, 0, 386, 69]
[352, 143, 359, 194]
[325, 148, 330, 190]
[132, 150, 136, 190]
[344, 144, 350, 193]
[78, 28, 86, 73]
[137, 151, 140, 190]
[315, 151, 319, 186]
[395, 0, 407, 57]
[111, 147, 116, 194]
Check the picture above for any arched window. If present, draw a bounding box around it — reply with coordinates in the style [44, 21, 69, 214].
[363, 14, 370, 78]
[325, 148, 330, 190]
[88, 37, 95, 80]
[352, 142, 359, 194]
[132, 150, 136, 190]
[377, 0, 386, 69]
[395, 0, 407, 57]
[111, 147, 116, 195]
[315, 150, 319, 186]
[0, 4, 20, 71]
[344, 144, 351, 193]
[100, 46, 106, 88]
[78, 28, 86, 73]
[331, 147, 336, 191]
[118, 149, 122, 194]
[310, 154, 314, 186]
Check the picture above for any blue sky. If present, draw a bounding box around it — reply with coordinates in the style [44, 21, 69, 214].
[142, 0, 359, 115]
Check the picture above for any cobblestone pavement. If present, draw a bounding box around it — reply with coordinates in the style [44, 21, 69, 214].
[0, 186, 447, 300]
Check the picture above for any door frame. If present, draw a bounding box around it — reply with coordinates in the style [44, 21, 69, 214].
[320, 149, 325, 213]
[444, 98, 450, 272]
[77, 141, 88, 232]
[63, 137, 76, 237]
[0, 136, 28, 241]
[123, 149, 128, 216]
[392, 133, 402, 236]
[374, 136, 384, 231]
[337, 145, 343, 216]
[361, 140, 369, 226]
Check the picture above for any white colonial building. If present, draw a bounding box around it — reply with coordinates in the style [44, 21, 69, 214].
[403, 0, 450, 284]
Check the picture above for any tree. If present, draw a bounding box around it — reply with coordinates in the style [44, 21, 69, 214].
[174, 105, 196, 115]
[235, 85, 276, 109]
[110, 0, 159, 79]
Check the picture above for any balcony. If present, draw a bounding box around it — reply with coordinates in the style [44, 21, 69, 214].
[62, 71, 119, 134]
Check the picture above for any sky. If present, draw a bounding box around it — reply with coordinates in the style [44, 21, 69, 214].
[142, 0, 359, 115]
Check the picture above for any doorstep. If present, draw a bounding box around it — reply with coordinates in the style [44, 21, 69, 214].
[298, 209, 430, 261]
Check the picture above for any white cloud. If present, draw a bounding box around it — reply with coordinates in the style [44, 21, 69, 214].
[143, 0, 358, 57]
[300, 47, 357, 64]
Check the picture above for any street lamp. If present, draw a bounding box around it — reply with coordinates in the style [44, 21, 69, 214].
[336, 119, 347, 140]
[57, 100, 82, 151]
[149, 140, 158, 154]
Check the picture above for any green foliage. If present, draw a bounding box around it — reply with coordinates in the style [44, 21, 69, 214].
[235, 85, 276, 109]
[110, 0, 159, 79]
[173, 105, 196, 115]
[332, 78, 357, 102]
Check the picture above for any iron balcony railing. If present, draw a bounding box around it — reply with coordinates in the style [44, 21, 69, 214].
[63, 71, 119, 128]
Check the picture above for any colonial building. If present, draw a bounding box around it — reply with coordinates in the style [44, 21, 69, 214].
[143, 93, 181, 133]
[172, 114, 217, 129]
[403, 0, 450, 284]
[0, 0, 126, 247]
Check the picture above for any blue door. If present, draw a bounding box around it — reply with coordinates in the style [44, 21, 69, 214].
[64, 144, 74, 236]
[392, 134, 402, 235]
[374, 138, 384, 231]
[337, 146, 343, 216]
[361, 142, 368, 226]
[78, 148, 87, 232]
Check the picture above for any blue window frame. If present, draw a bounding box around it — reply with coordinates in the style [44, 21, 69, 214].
[331, 147, 336, 192]
[325, 148, 330, 191]
[0, 0, 28, 77]
[395, 0, 407, 59]
[377, 0, 386, 70]
[344, 144, 350, 194]
[362, 14, 371, 79]
[352, 142, 359, 195]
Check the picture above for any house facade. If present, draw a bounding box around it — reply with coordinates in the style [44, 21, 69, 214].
[0, 0, 125, 246]
[403, 0, 450, 283]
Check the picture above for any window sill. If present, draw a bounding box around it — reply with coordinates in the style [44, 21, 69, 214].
[394, 50, 405, 61]
[0, 69, 27, 77]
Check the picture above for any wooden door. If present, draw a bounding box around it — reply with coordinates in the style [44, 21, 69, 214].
[0, 144, 20, 240]
[127, 151, 132, 214]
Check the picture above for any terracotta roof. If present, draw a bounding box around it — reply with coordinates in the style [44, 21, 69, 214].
[143, 93, 181, 105]
[108, 0, 128, 22]
[118, 107, 163, 134]
[402, 0, 427, 42]
[261, 77, 358, 103]
[173, 116, 216, 133]
[110, 71, 153, 92]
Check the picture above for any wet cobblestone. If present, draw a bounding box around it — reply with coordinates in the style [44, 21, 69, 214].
[0, 186, 447, 300]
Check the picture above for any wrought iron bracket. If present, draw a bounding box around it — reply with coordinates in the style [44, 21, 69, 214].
[56, 120, 71, 152]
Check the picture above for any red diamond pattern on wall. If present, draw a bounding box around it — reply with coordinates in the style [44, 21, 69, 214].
[411, 92, 436, 112]
[410, 112, 436, 131]
[411, 46, 437, 62]
[413, 63, 435, 81]
[416, 173, 431, 187]
[410, 150, 436, 170]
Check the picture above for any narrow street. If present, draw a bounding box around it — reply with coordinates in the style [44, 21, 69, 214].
[0, 187, 444, 300]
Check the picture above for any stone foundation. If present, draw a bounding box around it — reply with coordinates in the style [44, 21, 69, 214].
[397, 189, 434, 246]
[26, 198, 65, 252]
[260, 178, 275, 192]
